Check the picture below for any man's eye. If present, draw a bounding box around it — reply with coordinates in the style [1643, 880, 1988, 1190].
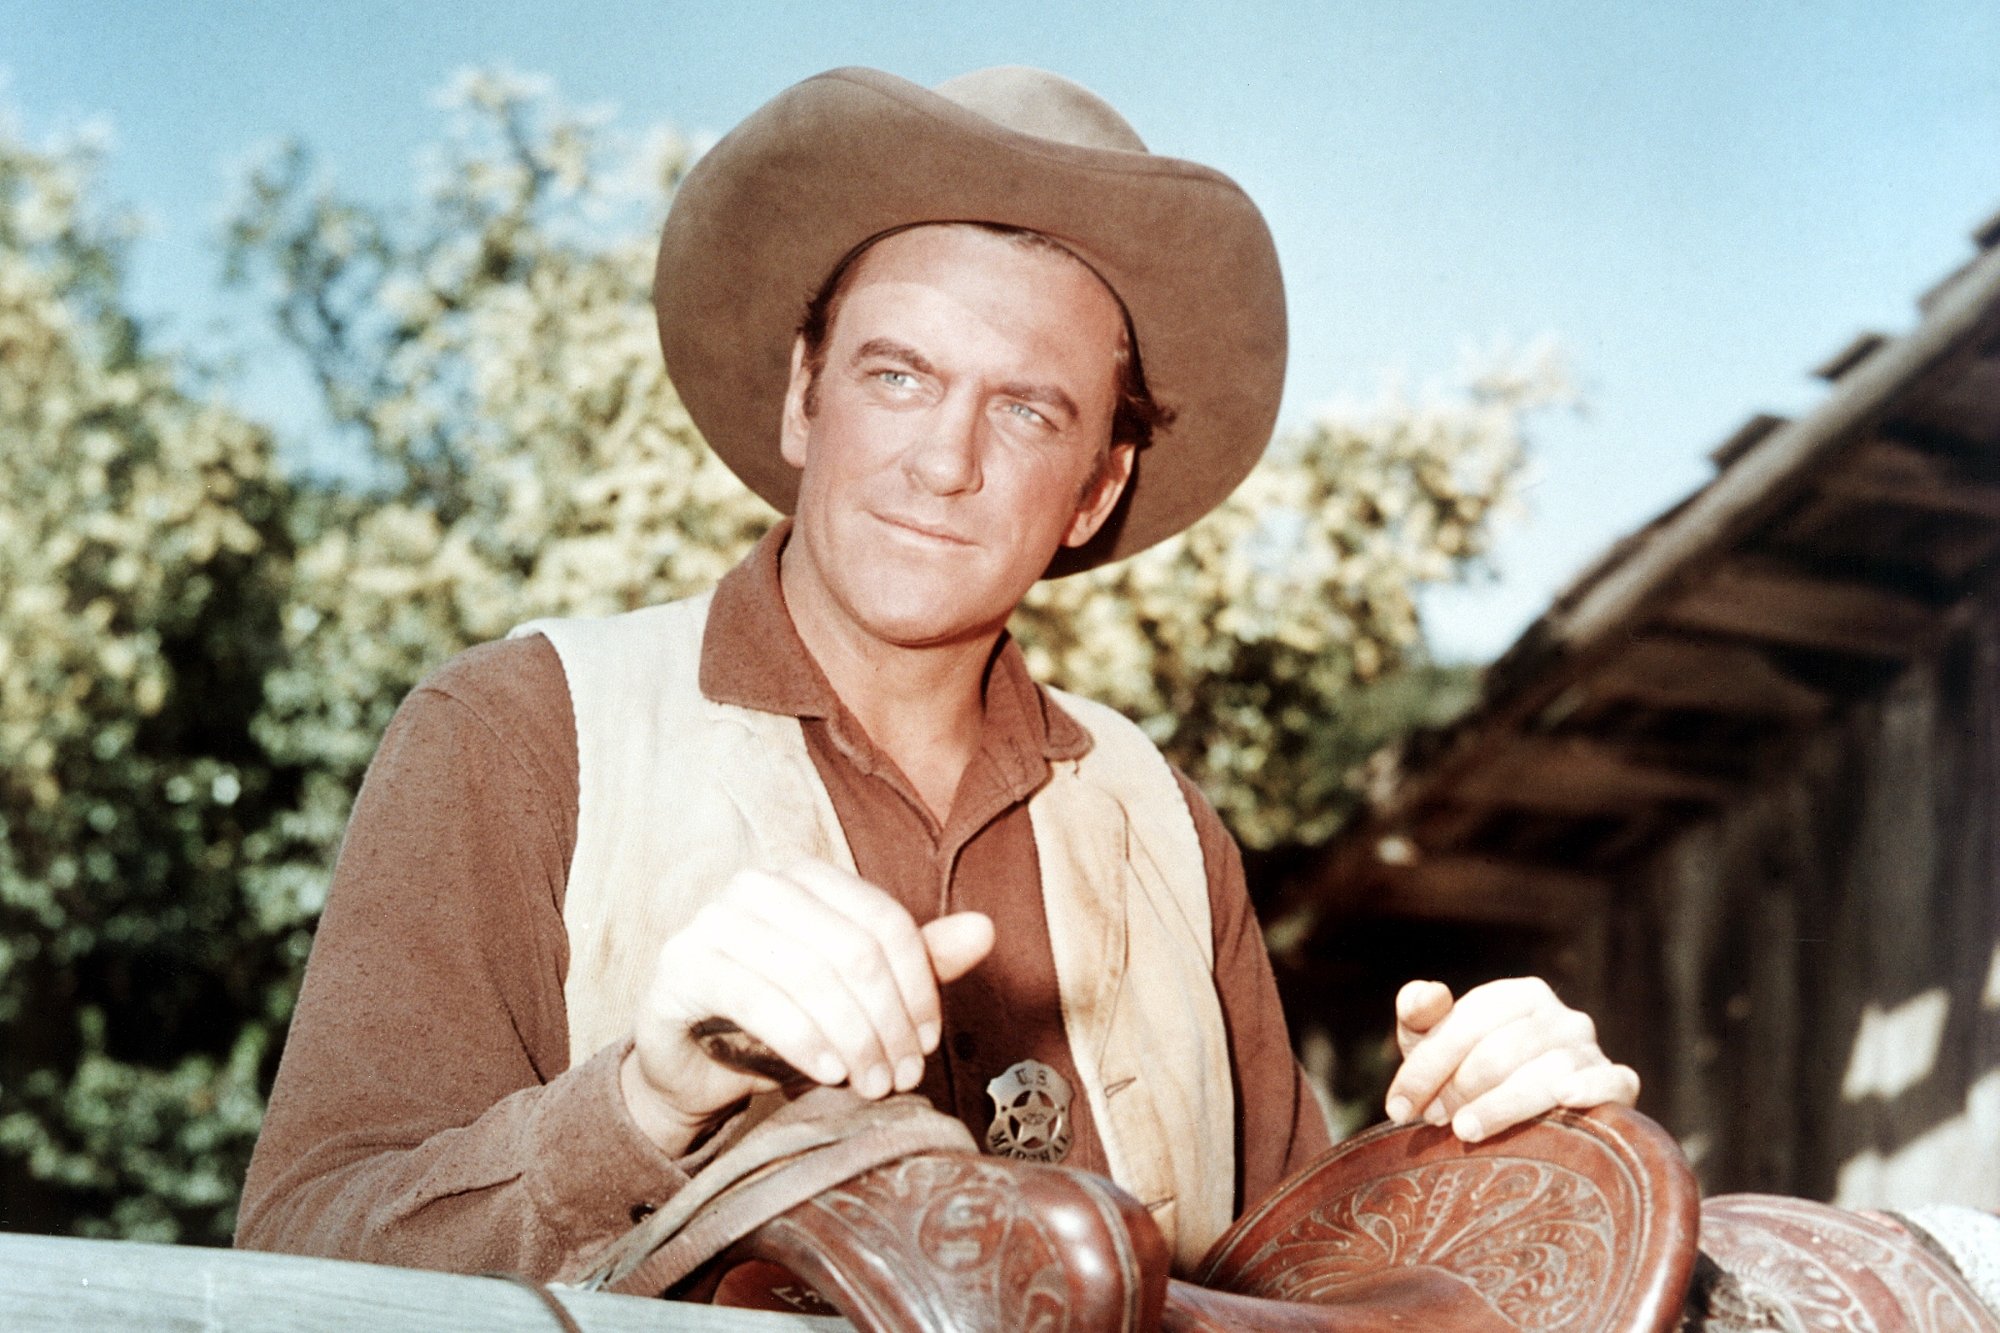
[1003, 402, 1050, 428]
[876, 369, 917, 388]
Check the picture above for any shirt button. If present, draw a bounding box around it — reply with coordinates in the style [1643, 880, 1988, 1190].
[951, 1032, 979, 1060]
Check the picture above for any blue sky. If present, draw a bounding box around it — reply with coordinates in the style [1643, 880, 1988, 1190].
[7, 1, 1997, 658]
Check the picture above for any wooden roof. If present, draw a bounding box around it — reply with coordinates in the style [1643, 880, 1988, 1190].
[1305, 206, 2000, 930]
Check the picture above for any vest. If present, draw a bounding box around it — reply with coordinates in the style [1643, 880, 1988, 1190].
[512, 590, 1235, 1268]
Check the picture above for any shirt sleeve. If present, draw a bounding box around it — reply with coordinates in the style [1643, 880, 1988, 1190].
[1174, 771, 1335, 1214]
[235, 637, 692, 1280]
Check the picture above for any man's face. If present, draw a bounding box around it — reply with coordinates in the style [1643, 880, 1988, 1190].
[779, 224, 1134, 652]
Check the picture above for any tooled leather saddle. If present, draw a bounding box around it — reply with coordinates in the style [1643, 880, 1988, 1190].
[571, 1088, 1998, 1332]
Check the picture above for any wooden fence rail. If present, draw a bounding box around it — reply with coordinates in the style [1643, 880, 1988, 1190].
[0, 1232, 848, 1332]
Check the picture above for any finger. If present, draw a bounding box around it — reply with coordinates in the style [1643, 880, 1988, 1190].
[1385, 981, 1456, 1122]
[922, 912, 995, 987]
[683, 947, 863, 1091]
[1555, 1062, 1642, 1110]
[1394, 980, 1454, 1052]
[1448, 1046, 1589, 1143]
[1384, 977, 1549, 1120]
[708, 914, 900, 1097]
[1434, 1007, 1597, 1113]
[786, 860, 941, 1064]
[738, 883, 928, 1093]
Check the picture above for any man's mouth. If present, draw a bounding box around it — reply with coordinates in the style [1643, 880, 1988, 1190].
[874, 512, 973, 547]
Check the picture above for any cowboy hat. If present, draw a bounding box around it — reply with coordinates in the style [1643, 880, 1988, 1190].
[653, 66, 1286, 576]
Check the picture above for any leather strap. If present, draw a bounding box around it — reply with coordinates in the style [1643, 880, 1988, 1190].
[566, 1087, 976, 1297]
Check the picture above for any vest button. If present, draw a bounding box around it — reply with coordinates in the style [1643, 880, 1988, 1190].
[951, 1032, 978, 1060]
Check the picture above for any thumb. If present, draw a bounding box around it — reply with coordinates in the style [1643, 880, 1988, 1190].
[922, 912, 995, 983]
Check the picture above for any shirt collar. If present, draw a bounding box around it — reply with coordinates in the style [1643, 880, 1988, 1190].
[697, 520, 1091, 765]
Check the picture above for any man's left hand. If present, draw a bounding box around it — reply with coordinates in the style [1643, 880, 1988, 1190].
[1382, 976, 1640, 1143]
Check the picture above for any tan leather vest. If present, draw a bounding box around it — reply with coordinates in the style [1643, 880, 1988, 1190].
[512, 590, 1235, 1267]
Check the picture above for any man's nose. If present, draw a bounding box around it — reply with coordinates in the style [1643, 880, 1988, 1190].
[903, 394, 984, 495]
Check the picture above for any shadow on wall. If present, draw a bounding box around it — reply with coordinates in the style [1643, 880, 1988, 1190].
[1833, 958, 2000, 1207]
[1608, 602, 2000, 1205]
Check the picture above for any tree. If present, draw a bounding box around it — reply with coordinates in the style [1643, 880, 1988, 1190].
[1017, 362, 1556, 853]
[0, 116, 296, 1240]
[228, 72, 772, 873]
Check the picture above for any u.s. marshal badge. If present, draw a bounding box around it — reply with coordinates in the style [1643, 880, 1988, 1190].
[985, 1059, 1073, 1163]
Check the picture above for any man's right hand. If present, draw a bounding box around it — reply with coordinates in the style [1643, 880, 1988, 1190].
[618, 858, 994, 1154]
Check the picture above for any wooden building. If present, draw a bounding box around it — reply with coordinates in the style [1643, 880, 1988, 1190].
[1300, 207, 2000, 1206]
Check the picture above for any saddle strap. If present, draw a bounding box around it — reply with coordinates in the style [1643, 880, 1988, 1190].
[567, 1086, 976, 1297]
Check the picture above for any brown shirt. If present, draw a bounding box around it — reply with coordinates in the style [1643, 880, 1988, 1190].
[237, 527, 1330, 1279]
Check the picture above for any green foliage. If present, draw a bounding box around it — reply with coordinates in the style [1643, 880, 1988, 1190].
[1019, 362, 1558, 848]
[0, 118, 297, 1240]
[0, 73, 1556, 1241]
[227, 72, 771, 834]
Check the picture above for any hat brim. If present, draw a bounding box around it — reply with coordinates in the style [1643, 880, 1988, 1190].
[653, 67, 1287, 576]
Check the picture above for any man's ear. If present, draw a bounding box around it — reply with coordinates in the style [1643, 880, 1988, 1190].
[779, 336, 814, 470]
[1061, 443, 1137, 549]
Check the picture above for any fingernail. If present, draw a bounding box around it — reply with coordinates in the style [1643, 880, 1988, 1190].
[815, 1055, 845, 1085]
[895, 1055, 924, 1089]
[1386, 1096, 1413, 1124]
[860, 1066, 891, 1099]
[918, 1021, 941, 1051]
[1454, 1110, 1483, 1142]
[1424, 1102, 1449, 1127]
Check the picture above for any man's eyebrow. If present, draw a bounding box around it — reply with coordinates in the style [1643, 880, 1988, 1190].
[850, 338, 937, 378]
[994, 379, 1081, 423]
[849, 337, 1080, 422]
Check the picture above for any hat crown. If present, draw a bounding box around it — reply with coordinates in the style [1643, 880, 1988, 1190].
[931, 66, 1148, 154]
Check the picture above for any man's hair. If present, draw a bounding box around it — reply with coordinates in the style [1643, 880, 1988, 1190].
[795, 223, 1174, 454]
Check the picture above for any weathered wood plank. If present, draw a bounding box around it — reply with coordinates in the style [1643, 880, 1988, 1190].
[0, 1233, 847, 1332]
[1297, 236, 2000, 926]
[1707, 414, 1789, 469]
[1450, 737, 1732, 815]
[1558, 238, 2000, 648]
[1813, 331, 1889, 382]
[1584, 637, 1827, 720]
[1819, 437, 2000, 521]
[1359, 855, 1610, 927]
[1659, 564, 1937, 660]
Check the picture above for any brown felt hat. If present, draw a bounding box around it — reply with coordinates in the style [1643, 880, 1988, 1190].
[653, 66, 1287, 575]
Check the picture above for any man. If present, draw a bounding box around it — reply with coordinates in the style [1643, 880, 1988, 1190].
[238, 66, 1636, 1283]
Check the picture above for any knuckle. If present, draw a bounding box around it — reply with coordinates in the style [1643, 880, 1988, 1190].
[720, 868, 777, 902]
[1400, 1052, 1448, 1094]
[831, 931, 884, 978]
[1457, 1046, 1506, 1092]
[860, 893, 915, 932]
[741, 998, 814, 1056]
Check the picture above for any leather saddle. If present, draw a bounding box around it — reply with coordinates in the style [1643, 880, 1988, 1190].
[575, 1097, 1997, 1331]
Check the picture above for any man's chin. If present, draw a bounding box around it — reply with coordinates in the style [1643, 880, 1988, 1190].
[847, 588, 1009, 651]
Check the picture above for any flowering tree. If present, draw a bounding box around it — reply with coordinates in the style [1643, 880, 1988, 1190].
[1019, 362, 1555, 851]
[0, 119, 295, 1239]
[224, 76, 774, 943]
